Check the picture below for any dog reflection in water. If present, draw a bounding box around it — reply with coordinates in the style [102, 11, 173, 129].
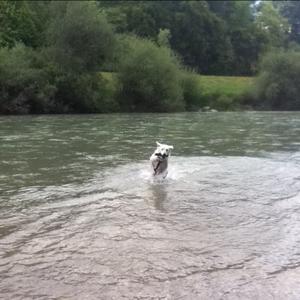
[147, 183, 168, 211]
[150, 141, 174, 179]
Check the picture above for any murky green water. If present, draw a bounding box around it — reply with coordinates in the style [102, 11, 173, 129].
[1, 112, 300, 299]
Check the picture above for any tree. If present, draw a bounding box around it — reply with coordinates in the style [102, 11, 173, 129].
[253, 49, 300, 110]
[0, 44, 56, 114]
[99, 1, 234, 75]
[117, 36, 185, 112]
[222, 1, 270, 75]
[255, 1, 289, 48]
[0, 0, 40, 47]
[48, 1, 116, 73]
[169, 1, 234, 74]
[0, 1, 119, 114]
[157, 28, 171, 47]
[276, 0, 300, 43]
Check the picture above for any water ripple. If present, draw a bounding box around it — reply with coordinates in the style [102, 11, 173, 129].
[1, 113, 300, 299]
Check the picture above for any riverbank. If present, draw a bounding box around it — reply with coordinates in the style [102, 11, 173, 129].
[102, 72, 254, 111]
[198, 75, 254, 110]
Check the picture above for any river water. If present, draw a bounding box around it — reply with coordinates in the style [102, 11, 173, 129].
[1, 112, 300, 299]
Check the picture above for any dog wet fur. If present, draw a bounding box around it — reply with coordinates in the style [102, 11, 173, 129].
[150, 141, 174, 178]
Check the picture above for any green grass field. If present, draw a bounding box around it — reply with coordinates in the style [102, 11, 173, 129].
[101, 71, 114, 81]
[102, 72, 253, 96]
[101, 72, 254, 110]
[198, 75, 253, 98]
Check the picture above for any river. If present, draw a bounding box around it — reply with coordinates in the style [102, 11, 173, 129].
[1, 112, 300, 299]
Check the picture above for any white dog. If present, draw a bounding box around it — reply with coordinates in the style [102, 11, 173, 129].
[150, 141, 174, 178]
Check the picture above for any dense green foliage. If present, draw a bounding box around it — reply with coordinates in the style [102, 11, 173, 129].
[48, 1, 116, 73]
[117, 36, 185, 112]
[102, 71, 253, 111]
[0, 45, 54, 113]
[0, 1, 300, 113]
[276, 0, 300, 44]
[99, 0, 291, 76]
[181, 71, 204, 111]
[0, 1, 119, 114]
[253, 50, 300, 110]
[0, 1, 40, 48]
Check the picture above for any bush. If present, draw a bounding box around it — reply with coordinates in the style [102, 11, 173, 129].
[0, 44, 119, 114]
[0, 1, 42, 48]
[253, 50, 300, 110]
[47, 1, 116, 74]
[0, 2, 119, 114]
[215, 95, 234, 110]
[117, 36, 185, 112]
[53, 73, 119, 113]
[181, 70, 203, 111]
[0, 45, 56, 114]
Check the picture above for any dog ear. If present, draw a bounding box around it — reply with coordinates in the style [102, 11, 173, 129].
[156, 141, 162, 147]
[169, 145, 174, 150]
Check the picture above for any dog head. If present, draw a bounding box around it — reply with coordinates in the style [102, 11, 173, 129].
[154, 141, 174, 160]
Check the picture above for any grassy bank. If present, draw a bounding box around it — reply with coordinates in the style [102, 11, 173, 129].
[102, 72, 254, 111]
[199, 75, 253, 98]
[198, 75, 254, 110]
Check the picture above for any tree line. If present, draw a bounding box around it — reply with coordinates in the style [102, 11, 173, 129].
[0, 0, 300, 114]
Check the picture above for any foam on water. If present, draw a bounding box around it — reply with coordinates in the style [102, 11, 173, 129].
[96, 155, 300, 204]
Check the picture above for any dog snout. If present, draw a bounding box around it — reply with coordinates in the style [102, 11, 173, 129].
[154, 152, 168, 159]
